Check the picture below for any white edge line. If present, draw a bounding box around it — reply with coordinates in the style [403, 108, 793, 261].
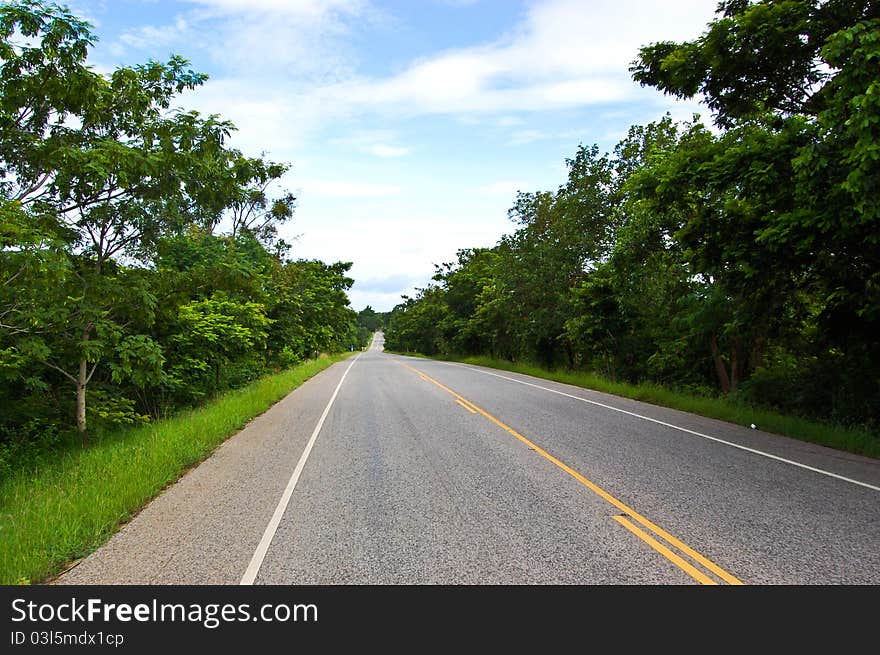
[414, 358, 880, 493]
[240, 353, 361, 585]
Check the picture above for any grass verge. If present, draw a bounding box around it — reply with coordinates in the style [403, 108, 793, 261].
[394, 352, 878, 459]
[0, 353, 352, 585]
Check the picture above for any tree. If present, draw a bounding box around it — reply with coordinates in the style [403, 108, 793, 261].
[170, 294, 270, 398]
[379, 0, 880, 428]
[630, 0, 878, 128]
[0, 2, 365, 467]
[0, 1, 309, 434]
[433, 248, 498, 356]
[630, 0, 880, 405]
[227, 158, 296, 244]
[357, 306, 386, 333]
[385, 288, 447, 355]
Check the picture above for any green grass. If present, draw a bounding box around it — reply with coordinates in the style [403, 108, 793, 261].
[395, 352, 879, 459]
[0, 353, 352, 585]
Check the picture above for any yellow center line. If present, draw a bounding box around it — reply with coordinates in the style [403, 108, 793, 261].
[399, 361, 744, 586]
[612, 516, 717, 585]
[455, 398, 478, 414]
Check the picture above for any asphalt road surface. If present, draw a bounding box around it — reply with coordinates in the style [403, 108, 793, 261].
[58, 332, 880, 584]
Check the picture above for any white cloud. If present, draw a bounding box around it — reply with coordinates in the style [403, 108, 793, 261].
[348, 289, 409, 312]
[370, 144, 410, 157]
[182, 79, 316, 154]
[181, 0, 368, 18]
[479, 181, 527, 197]
[286, 212, 513, 311]
[326, 130, 410, 157]
[91, 0, 722, 312]
[105, 0, 718, 160]
[497, 116, 524, 127]
[325, 70, 631, 116]
[297, 180, 401, 198]
[510, 129, 547, 145]
[113, 0, 376, 84]
[357, 273, 421, 294]
[118, 16, 190, 49]
[309, 0, 718, 117]
[65, 2, 105, 28]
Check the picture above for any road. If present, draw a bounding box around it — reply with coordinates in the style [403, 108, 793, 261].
[58, 332, 880, 584]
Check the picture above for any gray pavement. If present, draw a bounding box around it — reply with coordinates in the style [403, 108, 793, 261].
[58, 332, 880, 584]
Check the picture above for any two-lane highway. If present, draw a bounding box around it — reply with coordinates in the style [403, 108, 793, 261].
[58, 332, 880, 584]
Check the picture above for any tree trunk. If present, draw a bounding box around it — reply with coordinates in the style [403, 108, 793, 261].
[76, 354, 88, 437]
[709, 332, 731, 393]
[730, 336, 746, 391]
[76, 326, 92, 439]
[749, 335, 765, 373]
[730, 339, 742, 391]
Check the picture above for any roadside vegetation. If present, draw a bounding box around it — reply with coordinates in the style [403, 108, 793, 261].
[0, 354, 351, 584]
[0, 2, 372, 480]
[386, 1, 880, 456]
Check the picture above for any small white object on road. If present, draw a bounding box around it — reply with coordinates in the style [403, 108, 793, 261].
[750, 424, 757, 429]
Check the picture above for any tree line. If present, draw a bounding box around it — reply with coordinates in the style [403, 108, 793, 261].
[0, 1, 367, 471]
[356, 305, 389, 337]
[386, 0, 880, 432]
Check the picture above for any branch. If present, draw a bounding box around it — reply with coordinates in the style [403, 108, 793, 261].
[240, 198, 258, 228]
[85, 361, 100, 385]
[43, 360, 78, 384]
[102, 230, 142, 260]
[15, 103, 35, 126]
[243, 180, 272, 227]
[19, 186, 55, 206]
[0, 303, 19, 318]
[3, 265, 26, 287]
[13, 171, 53, 203]
[83, 213, 99, 248]
[0, 321, 32, 336]
[58, 188, 130, 214]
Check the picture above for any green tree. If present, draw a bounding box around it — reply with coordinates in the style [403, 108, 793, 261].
[170, 294, 270, 398]
[630, 0, 877, 127]
[630, 1, 880, 410]
[0, 2, 292, 433]
[385, 288, 447, 355]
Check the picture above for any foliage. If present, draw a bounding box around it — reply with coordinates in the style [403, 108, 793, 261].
[386, 1, 880, 436]
[0, 2, 360, 469]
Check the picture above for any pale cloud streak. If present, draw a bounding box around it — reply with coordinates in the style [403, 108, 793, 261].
[480, 181, 528, 197]
[370, 144, 410, 157]
[297, 180, 401, 198]
[115, 0, 376, 83]
[117, 16, 190, 50]
[327, 131, 411, 158]
[181, 0, 369, 18]
[509, 129, 547, 145]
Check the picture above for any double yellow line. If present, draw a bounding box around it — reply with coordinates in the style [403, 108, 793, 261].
[402, 362, 743, 586]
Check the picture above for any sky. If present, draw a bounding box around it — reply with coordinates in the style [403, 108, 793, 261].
[65, 0, 721, 311]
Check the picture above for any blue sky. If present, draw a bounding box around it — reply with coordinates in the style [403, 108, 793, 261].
[67, 0, 720, 311]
